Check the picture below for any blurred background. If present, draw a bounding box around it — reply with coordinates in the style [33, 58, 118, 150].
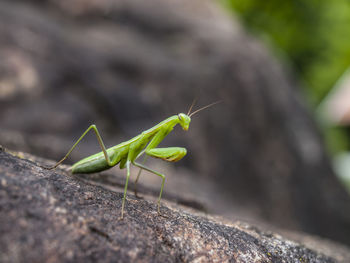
[224, 0, 350, 190]
[1, 0, 350, 246]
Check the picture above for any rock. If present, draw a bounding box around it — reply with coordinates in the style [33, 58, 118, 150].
[0, 0, 350, 246]
[1, 148, 350, 262]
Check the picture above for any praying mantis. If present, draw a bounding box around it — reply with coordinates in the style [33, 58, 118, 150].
[42, 100, 220, 219]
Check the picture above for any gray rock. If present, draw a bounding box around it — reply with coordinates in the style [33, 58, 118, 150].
[1, 148, 350, 263]
[0, 0, 350, 246]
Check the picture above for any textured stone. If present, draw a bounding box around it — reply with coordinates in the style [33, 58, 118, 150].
[1, 148, 349, 262]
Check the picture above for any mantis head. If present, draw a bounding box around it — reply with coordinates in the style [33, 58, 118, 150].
[178, 99, 221, 131]
[178, 113, 191, 131]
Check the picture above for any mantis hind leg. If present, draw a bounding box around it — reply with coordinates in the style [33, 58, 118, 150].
[132, 161, 165, 215]
[41, 124, 113, 170]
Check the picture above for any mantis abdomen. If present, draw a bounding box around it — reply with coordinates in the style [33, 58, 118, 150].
[71, 148, 122, 174]
[71, 132, 152, 174]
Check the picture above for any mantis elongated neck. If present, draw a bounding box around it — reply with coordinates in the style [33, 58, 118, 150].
[143, 115, 180, 135]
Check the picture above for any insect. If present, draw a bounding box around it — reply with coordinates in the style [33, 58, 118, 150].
[43, 100, 220, 219]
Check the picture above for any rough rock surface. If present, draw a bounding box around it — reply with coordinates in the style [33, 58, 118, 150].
[1, 0, 350, 246]
[1, 148, 350, 263]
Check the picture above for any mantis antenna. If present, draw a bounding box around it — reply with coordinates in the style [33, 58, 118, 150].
[189, 100, 222, 117]
[187, 97, 198, 116]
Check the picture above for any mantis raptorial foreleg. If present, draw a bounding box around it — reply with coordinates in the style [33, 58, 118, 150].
[43, 124, 113, 170]
[132, 161, 165, 215]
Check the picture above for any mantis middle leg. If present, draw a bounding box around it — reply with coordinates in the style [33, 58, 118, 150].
[132, 146, 186, 213]
[134, 155, 148, 198]
[132, 161, 165, 215]
[120, 161, 131, 219]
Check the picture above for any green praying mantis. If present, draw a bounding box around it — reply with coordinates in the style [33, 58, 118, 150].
[42, 100, 220, 219]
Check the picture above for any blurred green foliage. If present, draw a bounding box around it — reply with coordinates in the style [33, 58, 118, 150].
[222, 0, 350, 106]
[222, 1, 350, 187]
